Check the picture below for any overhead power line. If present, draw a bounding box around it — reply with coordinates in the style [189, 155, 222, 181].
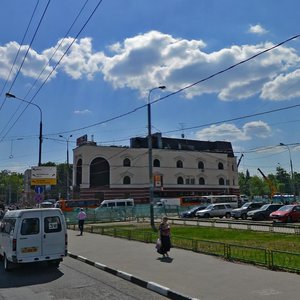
[0, 0, 104, 142]
[0, 0, 40, 108]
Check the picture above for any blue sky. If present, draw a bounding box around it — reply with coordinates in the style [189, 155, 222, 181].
[0, 0, 300, 178]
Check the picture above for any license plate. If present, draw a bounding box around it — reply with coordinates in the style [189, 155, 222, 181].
[21, 247, 38, 253]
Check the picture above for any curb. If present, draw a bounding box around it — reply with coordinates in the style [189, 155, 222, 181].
[68, 251, 199, 300]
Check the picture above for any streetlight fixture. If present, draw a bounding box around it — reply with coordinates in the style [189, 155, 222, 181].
[148, 85, 166, 230]
[279, 143, 295, 199]
[6, 92, 43, 166]
[59, 134, 73, 200]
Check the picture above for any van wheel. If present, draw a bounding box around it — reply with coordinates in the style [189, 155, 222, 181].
[48, 259, 60, 268]
[4, 254, 13, 272]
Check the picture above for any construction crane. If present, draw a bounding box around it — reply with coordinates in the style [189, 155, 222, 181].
[237, 154, 244, 168]
[257, 168, 277, 198]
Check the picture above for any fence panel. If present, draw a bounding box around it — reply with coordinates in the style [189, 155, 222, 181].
[270, 250, 300, 272]
[227, 244, 268, 266]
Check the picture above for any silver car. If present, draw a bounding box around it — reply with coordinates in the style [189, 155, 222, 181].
[195, 203, 233, 218]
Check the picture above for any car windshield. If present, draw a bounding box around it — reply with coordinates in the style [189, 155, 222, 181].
[260, 204, 269, 210]
[277, 205, 293, 212]
[241, 203, 251, 208]
[188, 207, 199, 213]
[206, 204, 213, 210]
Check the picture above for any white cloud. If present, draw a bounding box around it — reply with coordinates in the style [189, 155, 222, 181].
[74, 109, 91, 115]
[248, 24, 268, 35]
[0, 41, 55, 81]
[2, 31, 300, 101]
[261, 69, 300, 100]
[195, 121, 271, 142]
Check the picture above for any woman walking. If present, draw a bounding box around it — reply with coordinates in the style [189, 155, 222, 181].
[158, 216, 171, 257]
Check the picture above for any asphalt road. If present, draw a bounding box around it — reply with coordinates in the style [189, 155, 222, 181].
[0, 257, 168, 300]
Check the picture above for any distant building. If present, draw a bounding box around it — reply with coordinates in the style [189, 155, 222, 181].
[73, 133, 239, 203]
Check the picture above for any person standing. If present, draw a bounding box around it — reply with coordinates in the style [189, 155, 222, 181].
[158, 216, 171, 257]
[77, 208, 87, 235]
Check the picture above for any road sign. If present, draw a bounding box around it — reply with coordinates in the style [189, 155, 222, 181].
[34, 194, 43, 203]
[31, 166, 57, 186]
[35, 186, 44, 194]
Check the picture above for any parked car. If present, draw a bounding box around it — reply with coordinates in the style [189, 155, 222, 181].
[270, 204, 300, 223]
[180, 205, 208, 218]
[247, 204, 283, 221]
[195, 203, 233, 219]
[231, 202, 265, 220]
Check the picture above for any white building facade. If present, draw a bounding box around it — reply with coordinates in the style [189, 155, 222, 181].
[73, 134, 239, 203]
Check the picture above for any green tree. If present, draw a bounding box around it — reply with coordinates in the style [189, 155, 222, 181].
[275, 166, 291, 194]
[0, 170, 23, 205]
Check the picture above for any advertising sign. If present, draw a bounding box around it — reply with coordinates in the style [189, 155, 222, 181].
[31, 166, 57, 185]
[76, 134, 88, 146]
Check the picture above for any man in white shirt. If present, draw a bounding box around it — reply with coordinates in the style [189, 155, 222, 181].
[77, 208, 87, 235]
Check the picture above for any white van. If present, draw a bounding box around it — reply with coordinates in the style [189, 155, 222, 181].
[0, 208, 67, 271]
[100, 198, 134, 208]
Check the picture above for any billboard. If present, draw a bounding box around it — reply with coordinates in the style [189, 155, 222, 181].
[76, 134, 88, 146]
[31, 166, 57, 185]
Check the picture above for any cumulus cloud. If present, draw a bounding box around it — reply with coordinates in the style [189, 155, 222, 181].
[1, 31, 300, 101]
[195, 121, 271, 142]
[248, 24, 268, 35]
[0, 41, 55, 81]
[261, 69, 300, 100]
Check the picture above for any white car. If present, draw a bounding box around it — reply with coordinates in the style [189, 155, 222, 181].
[195, 203, 233, 218]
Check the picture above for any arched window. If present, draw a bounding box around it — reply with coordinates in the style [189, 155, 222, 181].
[177, 176, 184, 184]
[199, 177, 205, 185]
[198, 161, 204, 169]
[153, 159, 160, 167]
[90, 157, 110, 187]
[76, 159, 82, 186]
[219, 178, 225, 185]
[123, 158, 131, 167]
[123, 176, 131, 184]
[177, 160, 183, 168]
[218, 162, 224, 170]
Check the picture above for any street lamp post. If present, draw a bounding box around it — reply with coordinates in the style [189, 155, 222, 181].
[279, 143, 295, 199]
[59, 134, 73, 200]
[148, 85, 166, 230]
[6, 92, 43, 166]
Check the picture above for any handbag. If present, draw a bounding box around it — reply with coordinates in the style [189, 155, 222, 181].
[155, 238, 161, 250]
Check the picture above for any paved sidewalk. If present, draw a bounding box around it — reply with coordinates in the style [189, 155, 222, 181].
[68, 229, 300, 300]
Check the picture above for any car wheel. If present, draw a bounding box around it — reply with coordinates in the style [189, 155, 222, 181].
[258, 214, 265, 221]
[4, 254, 13, 272]
[225, 212, 231, 218]
[241, 213, 247, 220]
[204, 213, 210, 218]
[287, 216, 292, 223]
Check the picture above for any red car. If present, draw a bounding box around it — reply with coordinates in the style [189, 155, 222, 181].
[270, 204, 300, 223]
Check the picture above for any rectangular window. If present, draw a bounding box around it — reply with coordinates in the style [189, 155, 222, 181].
[21, 218, 39, 235]
[44, 216, 62, 233]
[3, 218, 16, 234]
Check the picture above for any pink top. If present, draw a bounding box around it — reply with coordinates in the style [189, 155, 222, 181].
[77, 211, 87, 220]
